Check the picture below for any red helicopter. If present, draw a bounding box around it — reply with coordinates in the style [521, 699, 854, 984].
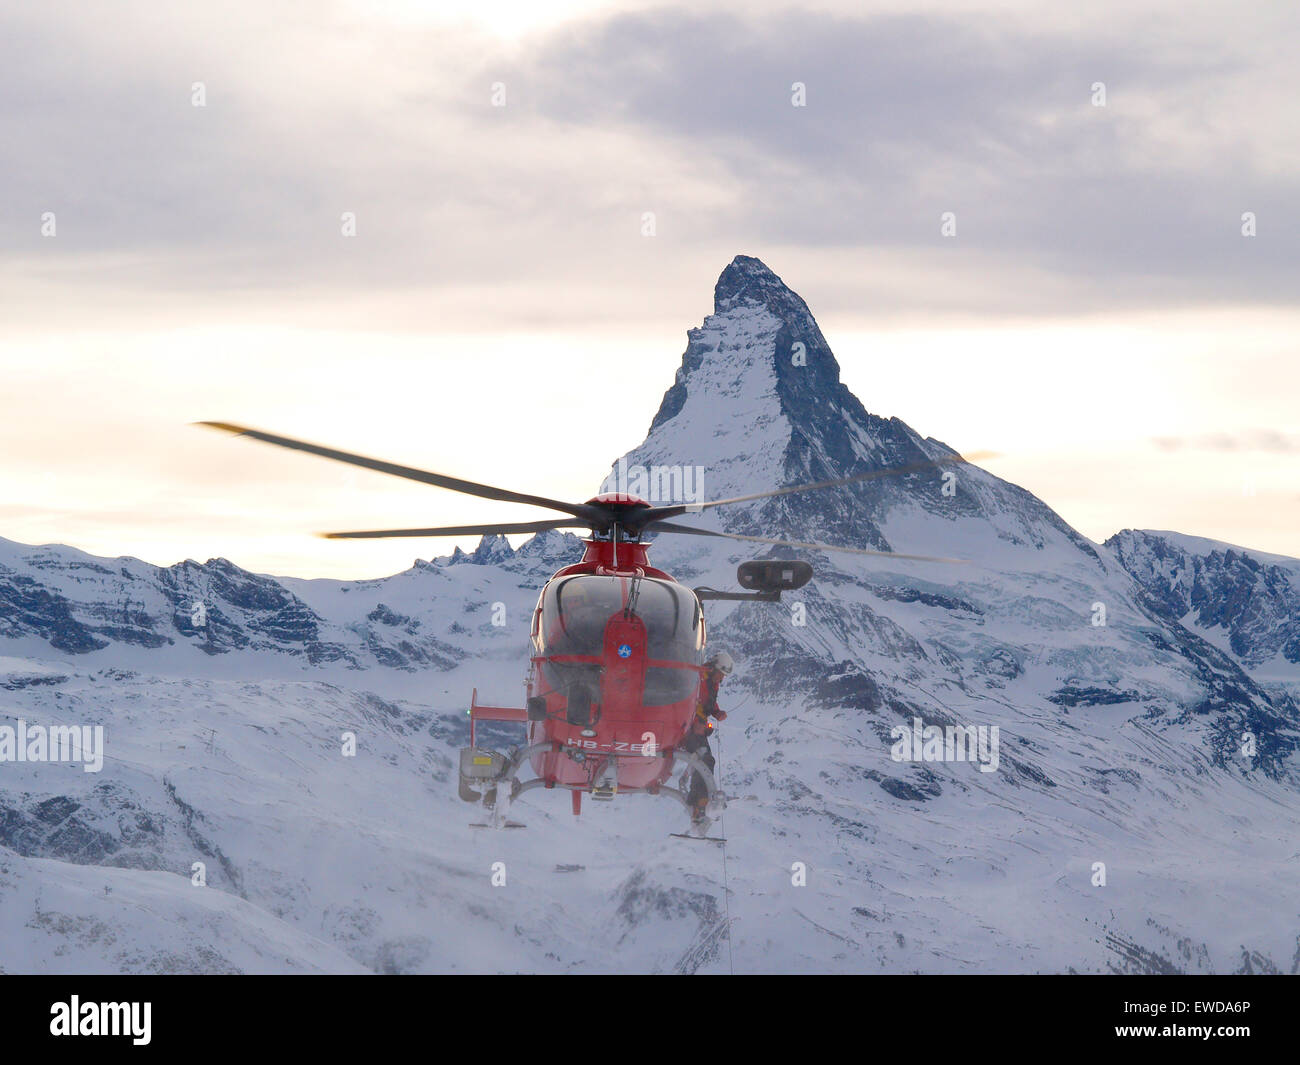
[199, 422, 975, 835]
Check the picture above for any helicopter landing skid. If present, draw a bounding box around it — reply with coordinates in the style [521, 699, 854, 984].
[458, 741, 725, 836]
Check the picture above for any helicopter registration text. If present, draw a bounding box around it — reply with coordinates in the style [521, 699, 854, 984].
[566, 738, 656, 754]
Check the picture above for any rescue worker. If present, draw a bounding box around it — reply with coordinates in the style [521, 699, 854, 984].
[684, 650, 733, 823]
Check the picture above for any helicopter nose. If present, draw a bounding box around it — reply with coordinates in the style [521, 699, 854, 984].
[601, 616, 647, 715]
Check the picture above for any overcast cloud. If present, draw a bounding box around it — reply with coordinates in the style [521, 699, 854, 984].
[1, 1, 1296, 324]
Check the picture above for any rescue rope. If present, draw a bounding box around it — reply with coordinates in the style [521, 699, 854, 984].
[717, 730, 735, 976]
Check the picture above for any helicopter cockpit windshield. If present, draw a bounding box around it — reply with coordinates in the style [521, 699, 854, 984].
[535, 574, 705, 707]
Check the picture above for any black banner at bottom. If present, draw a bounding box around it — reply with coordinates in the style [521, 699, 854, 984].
[1, 973, 1289, 1053]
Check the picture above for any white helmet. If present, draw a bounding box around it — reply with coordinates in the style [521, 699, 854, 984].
[708, 650, 734, 675]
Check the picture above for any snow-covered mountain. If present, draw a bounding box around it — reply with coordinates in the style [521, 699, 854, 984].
[2, 256, 1298, 974]
[1108, 529, 1300, 702]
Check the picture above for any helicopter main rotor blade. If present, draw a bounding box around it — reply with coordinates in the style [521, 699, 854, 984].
[634, 451, 998, 526]
[644, 520, 969, 563]
[321, 519, 589, 540]
[197, 422, 606, 523]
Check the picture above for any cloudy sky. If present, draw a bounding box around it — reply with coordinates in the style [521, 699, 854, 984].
[1, 0, 1296, 578]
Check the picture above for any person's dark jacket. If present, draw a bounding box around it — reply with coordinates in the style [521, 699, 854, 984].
[691, 670, 727, 735]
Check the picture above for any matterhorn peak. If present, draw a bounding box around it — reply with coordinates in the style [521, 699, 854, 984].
[627, 255, 1090, 554]
[646, 256, 894, 478]
[650, 255, 846, 435]
[713, 255, 815, 320]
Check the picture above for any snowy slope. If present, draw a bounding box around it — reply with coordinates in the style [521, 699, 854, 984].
[1109, 528, 1300, 702]
[0, 844, 366, 975]
[2, 256, 1298, 973]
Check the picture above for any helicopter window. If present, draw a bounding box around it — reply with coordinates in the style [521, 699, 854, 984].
[638, 578, 704, 657]
[535, 575, 703, 707]
[537, 576, 623, 702]
[542, 575, 624, 657]
[636, 577, 703, 706]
